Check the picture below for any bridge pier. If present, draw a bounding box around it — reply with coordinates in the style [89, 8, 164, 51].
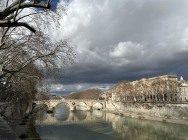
[86, 106, 92, 111]
[70, 106, 76, 111]
[48, 106, 54, 111]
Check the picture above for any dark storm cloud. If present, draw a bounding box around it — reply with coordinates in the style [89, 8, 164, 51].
[50, 0, 188, 94]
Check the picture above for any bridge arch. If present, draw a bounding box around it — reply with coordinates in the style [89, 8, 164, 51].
[76, 102, 88, 110]
[54, 103, 70, 121]
[55, 102, 70, 109]
[92, 102, 103, 110]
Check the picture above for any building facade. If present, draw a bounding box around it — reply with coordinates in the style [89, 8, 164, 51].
[108, 75, 188, 103]
[178, 76, 188, 102]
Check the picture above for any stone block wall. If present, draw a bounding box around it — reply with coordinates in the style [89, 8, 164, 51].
[106, 101, 188, 120]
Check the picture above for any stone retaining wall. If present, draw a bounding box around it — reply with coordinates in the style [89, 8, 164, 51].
[106, 101, 188, 120]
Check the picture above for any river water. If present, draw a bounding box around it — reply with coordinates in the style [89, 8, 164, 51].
[35, 104, 188, 140]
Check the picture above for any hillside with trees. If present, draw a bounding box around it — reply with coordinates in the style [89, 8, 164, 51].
[65, 88, 102, 100]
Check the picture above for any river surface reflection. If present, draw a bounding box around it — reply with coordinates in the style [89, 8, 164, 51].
[35, 104, 188, 140]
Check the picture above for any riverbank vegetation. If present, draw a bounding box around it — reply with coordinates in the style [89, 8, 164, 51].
[0, 0, 73, 120]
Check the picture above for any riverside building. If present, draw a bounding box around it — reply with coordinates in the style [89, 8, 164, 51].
[108, 75, 188, 102]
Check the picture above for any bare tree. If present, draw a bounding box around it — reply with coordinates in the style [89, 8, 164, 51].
[0, 0, 65, 47]
[0, 0, 74, 118]
[0, 0, 56, 32]
[0, 30, 74, 109]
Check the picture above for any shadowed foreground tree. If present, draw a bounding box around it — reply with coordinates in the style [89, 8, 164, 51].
[0, 0, 74, 119]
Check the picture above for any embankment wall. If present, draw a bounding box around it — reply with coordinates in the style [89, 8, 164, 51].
[105, 101, 188, 120]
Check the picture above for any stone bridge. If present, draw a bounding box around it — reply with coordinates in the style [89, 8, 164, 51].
[33, 99, 106, 111]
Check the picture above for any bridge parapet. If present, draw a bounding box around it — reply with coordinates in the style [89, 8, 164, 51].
[33, 99, 106, 111]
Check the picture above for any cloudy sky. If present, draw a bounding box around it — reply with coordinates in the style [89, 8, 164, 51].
[50, 0, 188, 95]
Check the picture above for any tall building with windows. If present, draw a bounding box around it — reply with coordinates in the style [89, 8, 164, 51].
[105, 75, 188, 102]
[178, 76, 188, 102]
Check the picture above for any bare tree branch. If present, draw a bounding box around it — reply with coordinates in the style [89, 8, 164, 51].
[0, 1, 51, 20]
[0, 20, 36, 33]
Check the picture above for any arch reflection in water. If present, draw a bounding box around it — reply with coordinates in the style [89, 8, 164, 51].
[55, 104, 93, 121]
[35, 106, 188, 140]
[54, 104, 70, 121]
[92, 110, 103, 118]
[73, 111, 87, 121]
